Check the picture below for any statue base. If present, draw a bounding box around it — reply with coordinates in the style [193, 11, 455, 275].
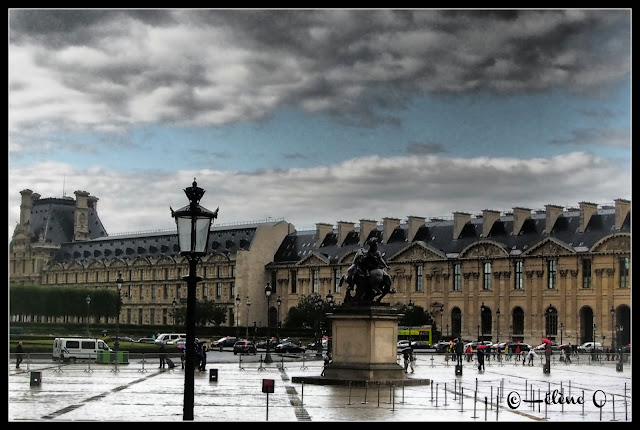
[293, 304, 430, 386]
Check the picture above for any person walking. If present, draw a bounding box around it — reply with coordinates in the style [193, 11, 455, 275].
[199, 343, 208, 371]
[455, 339, 464, 366]
[527, 349, 537, 366]
[477, 348, 485, 371]
[402, 348, 411, 373]
[158, 341, 166, 369]
[409, 349, 417, 373]
[15, 341, 24, 369]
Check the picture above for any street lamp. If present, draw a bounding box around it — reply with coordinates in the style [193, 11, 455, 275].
[325, 291, 333, 354]
[439, 305, 444, 342]
[593, 323, 597, 344]
[276, 296, 282, 343]
[477, 324, 480, 342]
[315, 296, 324, 357]
[610, 306, 615, 351]
[172, 297, 178, 332]
[480, 302, 485, 342]
[264, 283, 273, 364]
[560, 322, 564, 345]
[615, 324, 624, 371]
[171, 178, 218, 421]
[407, 300, 414, 344]
[496, 308, 500, 343]
[235, 295, 241, 338]
[114, 273, 123, 372]
[86, 295, 91, 337]
[446, 324, 449, 339]
[246, 299, 251, 339]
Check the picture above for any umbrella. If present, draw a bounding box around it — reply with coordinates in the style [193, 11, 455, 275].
[476, 344, 488, 349]
[541, 338, 552, 344]
[177, 345, 186, 350]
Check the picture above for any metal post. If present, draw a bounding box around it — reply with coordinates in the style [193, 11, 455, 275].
[183, 257, 199, 421]
[245, 299, 251, 340]
[264, 284, 273, 364]
[86, 295, 91, 337]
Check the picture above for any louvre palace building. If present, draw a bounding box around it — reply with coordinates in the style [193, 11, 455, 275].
[9, 188, 631, 348]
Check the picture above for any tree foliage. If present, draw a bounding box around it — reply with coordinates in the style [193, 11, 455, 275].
[283, 293, 332, 331]
[171, 300, 228, 327]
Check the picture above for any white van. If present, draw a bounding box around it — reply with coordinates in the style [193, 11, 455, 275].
[155, 333, 187, 344]
[53, 338, 112, 362]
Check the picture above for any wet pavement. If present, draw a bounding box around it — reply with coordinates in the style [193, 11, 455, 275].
[8, 350, 633, 422]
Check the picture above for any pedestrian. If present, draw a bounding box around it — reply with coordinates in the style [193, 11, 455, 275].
[409, 349, 417, 373]
[402, 348, 411, 373]
[465, 344, 473, 362]
[321, 352, 332, 376]
[15, 341, 24, 369]
[199, 343, 208, 371]
[158, 341, 166, 369]
[527, 349, 536, 366]
[455, 339, 464, 366]
[505, 344, 510, 361]
[477, 348, 485, 371]
[521, 350, 527, 366]
[181, 347, 186, 369]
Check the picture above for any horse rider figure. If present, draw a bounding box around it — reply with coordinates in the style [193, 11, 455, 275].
[342, 238, 393, 302]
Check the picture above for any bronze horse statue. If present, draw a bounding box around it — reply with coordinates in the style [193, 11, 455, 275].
[342, 267, 395, 304]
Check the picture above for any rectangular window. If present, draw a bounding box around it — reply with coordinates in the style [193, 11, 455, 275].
[582, 259, 592, 288]
[483, 262, 492, 290]
[334, 268, 341, 293]
[201, 283, 207, 299]
[547, 259, 557, 289]
[312, 269, 319, 293]
[230, 282, 235, 298]
[150, 308, 155, 325]
[232, 266, 236, 278]
[514, 261, 523, 290]
[453, 263, 461, 291]
[416, 265, 423, 292]
[216, 282, 222, 298]
[619, 257, 629, 288]
[163, 285, 168, 300]
[217, 266, 223, 278]
[291, 270, 297, 294]
[164, 268, 169, 280]
[139, 285, 143, 299]
[151, 286, 156, 300]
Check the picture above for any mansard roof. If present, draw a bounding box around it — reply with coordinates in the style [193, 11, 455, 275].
[271, 206, 629, 265]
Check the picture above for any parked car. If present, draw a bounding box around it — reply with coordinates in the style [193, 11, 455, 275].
[274, 341, 305, 353]
[175, 337, 199, 346]
[410, 341, 432, 350]
[233, 340, 257, 355]
[397, 340, 411, 349]
[137, 337, 157, 344]
[577, 342, 603, 353]
[433, 341, 452, 353]
[255, 338, 279, 349]
[534, 342, 561, 351]
[117, 336, 136, 343]
[505, 342, 531, 353]
[212, 336, 240, 347]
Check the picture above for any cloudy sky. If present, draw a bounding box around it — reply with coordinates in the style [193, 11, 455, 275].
[8, 9, 631, 241]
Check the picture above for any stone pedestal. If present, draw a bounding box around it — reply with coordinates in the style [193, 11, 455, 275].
[322, 304, 405, 381]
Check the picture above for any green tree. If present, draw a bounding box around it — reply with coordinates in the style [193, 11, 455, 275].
[283, 293, 331, 330]
[171, 300, 228, 327]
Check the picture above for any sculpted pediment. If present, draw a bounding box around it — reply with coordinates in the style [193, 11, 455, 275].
[131, 257, 151, 266]
[297, 252, 330, 266]
[592, 233, 630, 253]
[522, 237, 574, 256]
[460, 241, 508, 258]
[388, 242, 446, 262]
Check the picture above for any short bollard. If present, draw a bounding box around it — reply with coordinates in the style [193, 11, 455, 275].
[30, 371, 42, 387]
[209, 368, 218, 382]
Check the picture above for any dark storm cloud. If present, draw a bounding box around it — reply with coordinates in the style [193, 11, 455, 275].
[9, 9, 630, 134]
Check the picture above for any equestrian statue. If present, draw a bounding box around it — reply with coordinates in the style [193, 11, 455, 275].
[340, 238, 396, 304]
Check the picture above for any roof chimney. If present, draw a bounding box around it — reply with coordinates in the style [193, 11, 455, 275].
[578, 201, 598, 233]
[614, 198, 630, 230]
[337, 221, 355, 246]
[19, 189, 38, 225]
[315, 223, 333, 247]
[407, 216, 425, 242]
[512, 207, 531, 236]
[88, 195, 99, 212]
[73, 190, 91, 242]
[544, 204, 564, 234]
[359, 219, 378, 246]
[482, 209, 501, 237]
[382, 217, 400, 243]
[453, 212, 471, 240]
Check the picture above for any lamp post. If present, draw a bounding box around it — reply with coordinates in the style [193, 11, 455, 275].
[477, 324, 480, 342]
[276, 296, 282, 344]
[235, 295, 241, 338]
[86, 295, 91, 337]
[446, 324, 449, 340]
[610, 306, 615, 351]
[496, 308, 500, 344]
[114, 273, 123, 372]
[172, 297, 178, 333]
[560, 322, 564, 345]
[171, 178, 217, 421]
[246, 299, 251, 339]
[325, 291, 333, 354]
[253, 321, 257, 344]
[315, 296, 324, 357]
[264, 283, 273, 364]
[615, 324, 624, 370]
[593, 323, 597, 344]
[439, 305, 444, 342]
[407, 300, 414, 344]
[480, 302, 485, 342]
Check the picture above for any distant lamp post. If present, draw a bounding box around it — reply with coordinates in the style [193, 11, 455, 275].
[593, 323, 597, 344]
[264, 283, 273, 364]
[171, 178, 218, 421]
[235, 295, 241, 338]
[615, 324, 624, 371]
[276, 296, 282, 343]
[446, 324, 449, 339]
[315, 296, 324, 357]
[610, 306, 615, 351]
[496, 308, 500, 343]
[246, 299, 251, 339]
[170, 297, 177, 332]
[114, 273, 123, 372]
[86, 295, 91, 337]
[477, 324, 480, 342]
[325, 291, 333, 353]
[559, 322, 564, 345]
[407, 300, 414, 343]
[439, 305, 444, 342]
[480, 302, 485, 342]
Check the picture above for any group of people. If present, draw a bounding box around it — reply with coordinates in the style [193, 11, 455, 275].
[158, 341, 208, 371]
